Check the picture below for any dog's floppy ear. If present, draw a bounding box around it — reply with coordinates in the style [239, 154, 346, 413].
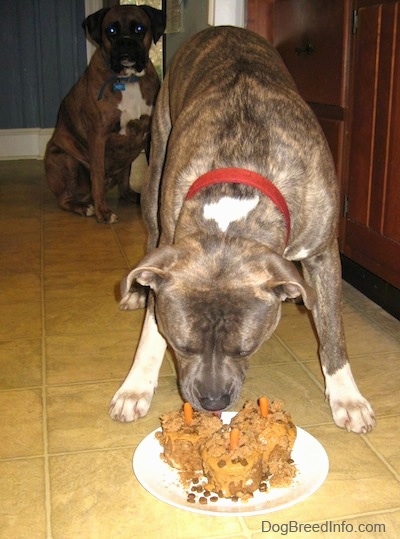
[119, 246, 179, 310]
[140, 6, 166, 44]
[270, 279, 315, 309]
[265, 255, 316, 310]
[83, 8, 110, 45]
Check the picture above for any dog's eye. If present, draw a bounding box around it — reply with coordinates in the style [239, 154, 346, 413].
[132, 23, 146, 36]
[106, 24, 119, 37]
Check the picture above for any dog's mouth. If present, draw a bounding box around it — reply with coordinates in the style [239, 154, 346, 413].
[120, 58, 134, 68]
[108, 49, 146, 75]
[119, 58, 145, 77]
[212, 411, 222, 418]
[113, 57, 147, 77]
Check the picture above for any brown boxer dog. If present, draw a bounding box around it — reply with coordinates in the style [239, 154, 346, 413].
[45, 5, 165, 223]
[109, 26, 375, 434]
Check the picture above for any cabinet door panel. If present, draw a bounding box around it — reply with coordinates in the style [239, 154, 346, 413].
[345, 1, 400, 287]
[384, 10, 400, 242]
[273, 0, 350, 106]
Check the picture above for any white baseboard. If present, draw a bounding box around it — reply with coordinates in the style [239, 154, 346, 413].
[0, 128, 53, 160]
[0, 126, 146, 192]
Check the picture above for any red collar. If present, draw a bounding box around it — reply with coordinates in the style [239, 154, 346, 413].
[185, 168, 291, 244]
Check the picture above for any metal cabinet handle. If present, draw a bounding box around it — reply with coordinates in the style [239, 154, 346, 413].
[295, 43, 315, 56]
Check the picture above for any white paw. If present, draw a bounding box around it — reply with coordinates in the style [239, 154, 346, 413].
[329, 395, 376, 434]
[119, 272, 147, 310]
[325, 364, 376, 434]
[119, 291, 146, 311]
[109, 212, 118, 224]
[109, 386, 154, 422]
[85, 204, 95, 217]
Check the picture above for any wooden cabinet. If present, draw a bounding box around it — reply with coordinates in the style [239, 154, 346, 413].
[272, 0, 351, 108]
[344, 0, 400, 288]
[270, 0, 352, 241]
[247, 0, 400, 307]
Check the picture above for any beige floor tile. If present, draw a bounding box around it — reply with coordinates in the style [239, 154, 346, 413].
[274, 308, 318, 348]
[0, 231, 41, 273]
[0, 339, 42, 389]
[0, 182, 41, 211]
[0, 302, 42, 340]
[342, 281, 400, 337]
[46, 376, 183, 453]
[305, 352, 400, 419]
[369, 309, 400, 339]
[250, 512, 399, 539]
[44, 221, 127, 272]
[44, 295, 136, 336]
[49, 449, 139, 539]
[236, 363, 331, 427]
[0, 190, 41, 216]
[366, 416, 400, 477]
[276, 300, 400, 361]
[0, 389, 43, 458]
[45, 329, 174, 385]
[342, 311, 400, 356]
[329, 510, 400, 539]
[0, 215, 41, 233]
[243, 424, 400, 531]
[0, 271, 41, 304]
[44, 268, 128, 301]
[112, 211, 148, 266]
[49, 448, 245, 539]
[280, 339, 320, 362]
[0, 458, 46, 539]
[249, 335, 298, 366]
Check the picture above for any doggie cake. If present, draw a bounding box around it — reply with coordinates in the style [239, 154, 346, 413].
[201, 426, 263, 499]
[156, 397, 297, 501]
[231, 397, 297, 486]
[156, 403, 222, 474]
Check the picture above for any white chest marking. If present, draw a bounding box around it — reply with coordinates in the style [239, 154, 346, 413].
[203, 196, 259, 232]
[118, 84, 152, 135]
[284, 247, 311, 260]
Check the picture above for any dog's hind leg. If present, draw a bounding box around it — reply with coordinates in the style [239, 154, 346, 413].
[141, 71, 172, 251]
[45, 149, 95, 217]
[301, 241, 376, 434]
[115, 166, 139, 203]
[109, 295, 166, 421]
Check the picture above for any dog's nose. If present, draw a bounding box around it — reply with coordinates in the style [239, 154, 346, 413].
[200, 394, 230, 411]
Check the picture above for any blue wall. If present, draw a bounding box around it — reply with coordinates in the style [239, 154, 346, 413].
[0, 0, 87, 129]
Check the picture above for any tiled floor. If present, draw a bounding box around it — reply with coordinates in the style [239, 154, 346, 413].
[1, 159, 399, 539]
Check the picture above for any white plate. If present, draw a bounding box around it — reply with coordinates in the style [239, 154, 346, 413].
[133, 412, 329, 516]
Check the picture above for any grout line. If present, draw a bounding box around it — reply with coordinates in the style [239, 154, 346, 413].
[360, 433, 400, 482]
[109, 222, 133, 270]
[310, 506, 400, 524]
[343, 285, 400, 341]
[272, 333, 326, 394]
[40, 176, 53, 539]
[242, 507, 400, 537]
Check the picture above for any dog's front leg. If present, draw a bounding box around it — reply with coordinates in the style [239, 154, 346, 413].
[109, 295, 167, 421]
[88, 133, 118, 224]
[301, 241, 375, 433]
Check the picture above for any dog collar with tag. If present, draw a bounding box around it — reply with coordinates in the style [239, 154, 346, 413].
[185, 168, 291, 244]
[97, 74, 141, 101]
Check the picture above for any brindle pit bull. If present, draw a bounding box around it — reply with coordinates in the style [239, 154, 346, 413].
[45, 5, 165, 223]
[109, 26, 375, 434]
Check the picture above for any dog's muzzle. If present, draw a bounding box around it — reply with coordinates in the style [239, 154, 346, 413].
[110, 38, 148, 73]
[200, 394, 231, 411]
